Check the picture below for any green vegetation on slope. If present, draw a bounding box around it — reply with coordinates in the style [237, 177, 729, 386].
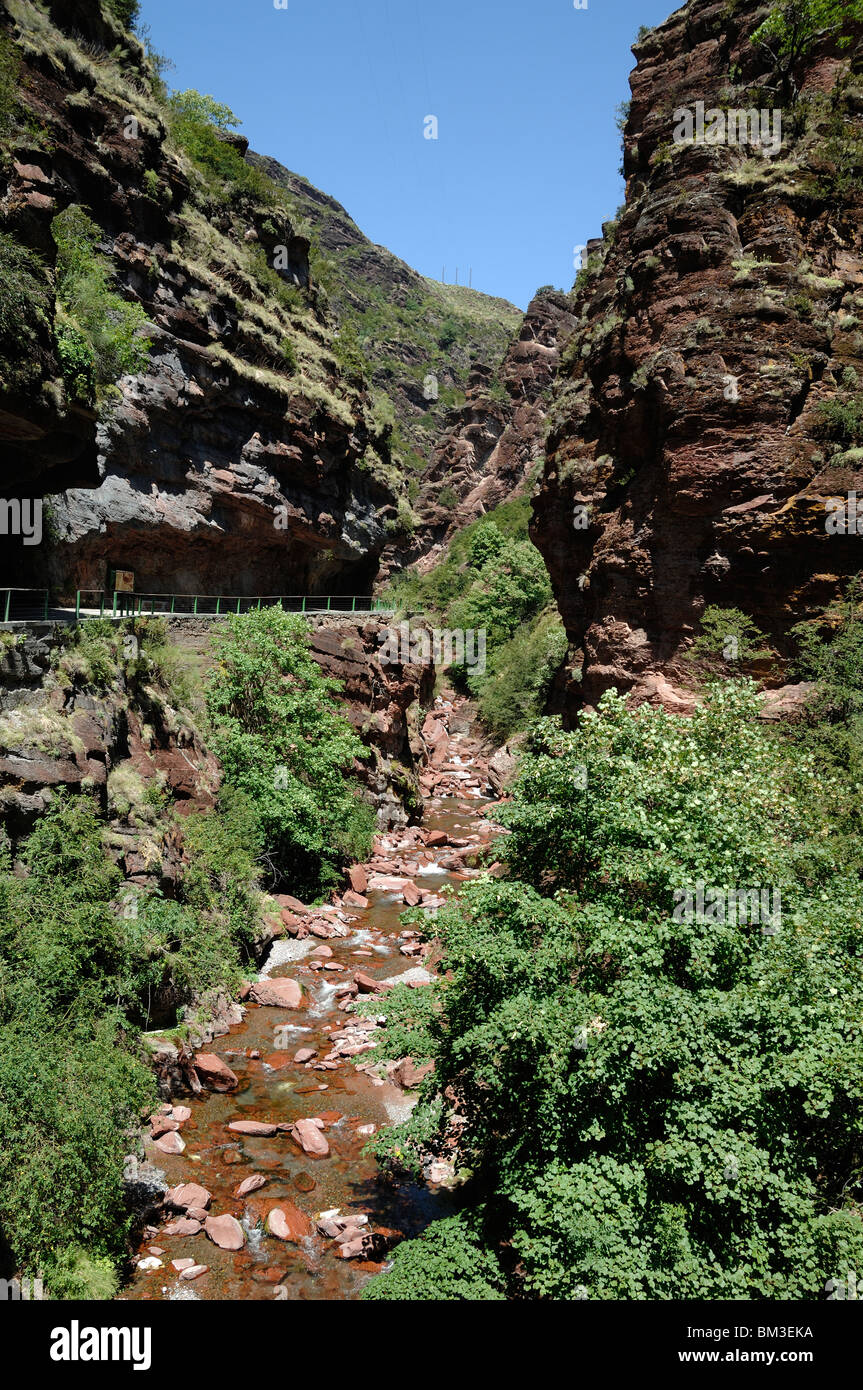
[363, 664, 863, 1300]
[0, 611, 372, 1294]
[252, 156, 523, 475]
[52, 206, 152, 406]
[387, 495, 568, 739]
[205, 607, 375, 896]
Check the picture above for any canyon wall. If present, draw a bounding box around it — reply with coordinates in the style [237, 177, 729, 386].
[533, 0, 863, 711]
[0, 0, 522, 600]
[382, 288, 578, 575]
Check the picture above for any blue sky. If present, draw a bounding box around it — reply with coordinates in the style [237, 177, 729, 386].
[138, 0, 675, 309]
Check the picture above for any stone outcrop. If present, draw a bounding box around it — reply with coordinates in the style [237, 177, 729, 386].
[532, 0, 863, 712]
[383, 290, 578, 575]
[305, 615, 435, 826]
[0, 0, 397, 594]
[0, 627, 218, 859]
[253, 155, 522, 471]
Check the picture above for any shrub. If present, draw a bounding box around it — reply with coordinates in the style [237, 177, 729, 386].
[438, 317, 459, 350]
[166, 89, 274, 205]
[204, 606, 374, 894]
[103, 0, 141, 28]
[365, 684, 863, 1299]
[812, 394, 863, 447]
[52, 206, 151, 404]
[0, 30, 20, 138]
[689, 605, 772, 664]
[362, 1215, 506, 1301]
[0, 231, 51, 393]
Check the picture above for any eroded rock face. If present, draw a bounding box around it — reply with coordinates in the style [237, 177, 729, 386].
[0, 630, 219, 860]
[0, 3, 397, 593]
[306, 616, 435, 827]
[532, 0, 863, 713]
[383, 291, 579, 575]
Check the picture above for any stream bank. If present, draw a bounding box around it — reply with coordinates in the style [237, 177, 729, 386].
[119, 695, 507, 1302]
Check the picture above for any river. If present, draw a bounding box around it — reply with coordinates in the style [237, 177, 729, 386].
[120, 700, 501, 1302]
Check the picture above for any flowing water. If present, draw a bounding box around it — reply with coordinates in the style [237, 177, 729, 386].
[121, 787, 498, 1303]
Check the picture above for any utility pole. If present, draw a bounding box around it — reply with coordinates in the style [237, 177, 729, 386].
[469, 266, 472, 288]
[455, 266, 459, 285]
[442, 266, 446, 283]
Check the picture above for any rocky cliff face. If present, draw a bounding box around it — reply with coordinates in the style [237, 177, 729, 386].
[305, 616, 434, 827]
[0, 0, 399, 595]
[533, 0, 863, 711]
[0, 613, 433, 876]
[382, 288, 578, 575]
[253, 155, 523, 478]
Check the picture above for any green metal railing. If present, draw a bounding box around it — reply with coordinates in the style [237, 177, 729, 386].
[76, 592, 397, 619]
[1, 588, 50, 623]
[3, 589, 404, 626]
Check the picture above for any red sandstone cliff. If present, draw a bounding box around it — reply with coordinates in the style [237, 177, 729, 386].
[532, 0, 863, 711]
[382, 289, 578, 575]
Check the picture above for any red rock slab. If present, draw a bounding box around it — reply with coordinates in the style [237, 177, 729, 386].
[280, 910, 303, 935]
[166, 1182, 212, 1212]
[171, 1106, 192, 1125]
[266, 1204, 314, 1242]
[163, 1218, 201, 1237]
[354, 970, 384, 994]
[391, 1057, 434, 1089]
[402, 881, 421, 907]
[366, 875, 409, 892]
[205, 1214, 245, 1251]
[348, 865, 369, 893]
[261, 1052, 293, 1070]
[425, 831, 449, 847]
[293, 1047, 317, 1063]
[234, 1174, 268, 1198]
[227, 1120, 278, 1137]
[150, 1115, 180, 1138]
[275, 894, 310, 915]
[194, 1052, 240, 1091]
[291, 1118, 330, 1157]
[154, 1131, 186, 1155]
[310, 943, 333, 957]
[249, 977, 303, 1008]
[179, 1264, 208, 1281]
[171, 1258, 195, 1272]
[186, 1206, 209, 1222]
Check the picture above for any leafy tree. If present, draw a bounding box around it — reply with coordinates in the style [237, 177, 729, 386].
[0, 800, 155, 1293]
[103, 0, 141, 28]
[364, 684, 863, 1299]
[205, 606, 374, 894]
[753, 1, 863, 98]
[168, 89, 243, 133]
